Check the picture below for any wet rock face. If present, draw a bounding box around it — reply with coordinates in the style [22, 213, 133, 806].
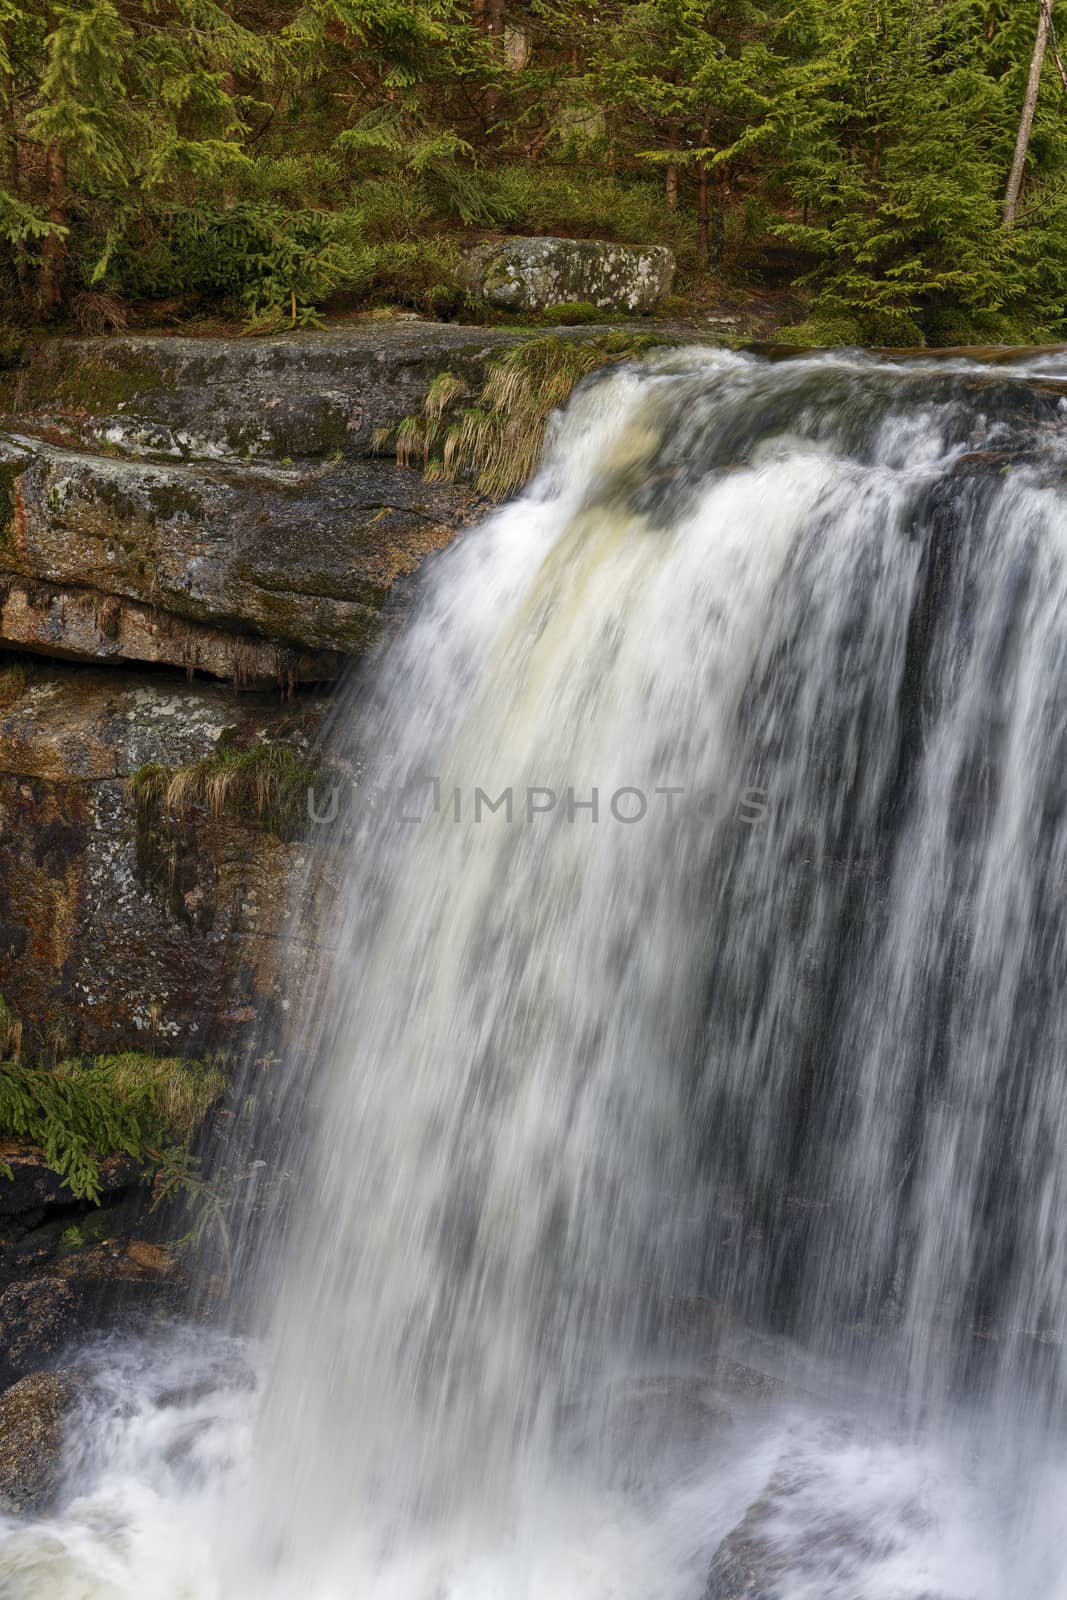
[0, 663, 329, 1057]
[0, 320, 684, 1066]
[0, 325, 528, 680]
[0, 440, 465, 675]
[0, 1235, 184, 1393]
[0, 1235, 183, 1472]
[0, 325, 529, 1056]
[464, 238, 676, 314]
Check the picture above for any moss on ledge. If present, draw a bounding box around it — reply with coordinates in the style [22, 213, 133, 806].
[0, 348, 176, 422]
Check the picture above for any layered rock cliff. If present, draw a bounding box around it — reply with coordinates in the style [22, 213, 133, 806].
[0, 320, 675, 1060]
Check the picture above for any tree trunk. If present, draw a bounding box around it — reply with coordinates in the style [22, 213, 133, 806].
[1003, 0, 1052, 229]
[696, 162, 710, 268]
[696, 120, 711, 270]
[2, 71, 17, 194]
[665, 119, 679, 209]
[665, 162, 678, 209]
[41, 141, 66, 311]
[483, 0, 504, 113]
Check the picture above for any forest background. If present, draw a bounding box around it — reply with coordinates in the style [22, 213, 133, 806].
[0, 0, 1063, 345]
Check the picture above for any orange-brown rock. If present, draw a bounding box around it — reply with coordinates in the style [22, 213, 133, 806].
[0, 577, 338, 686]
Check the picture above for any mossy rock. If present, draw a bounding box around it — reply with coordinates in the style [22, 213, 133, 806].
[861, 310, 925, 347]
[464, 237, 675, 315]
[779, 310, 925, 348]
[0, 349, 177, 419]
[923, 308, 1038, 349]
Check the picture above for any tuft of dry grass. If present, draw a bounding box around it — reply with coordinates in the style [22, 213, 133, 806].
[131, 741, 315, 838]
[71, 290, 129, 335]
[378, 333, 661, 500]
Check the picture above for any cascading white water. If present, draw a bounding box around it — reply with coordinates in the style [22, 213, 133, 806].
[5, 346, 1067, 1598]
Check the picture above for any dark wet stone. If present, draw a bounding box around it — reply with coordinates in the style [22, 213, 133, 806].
[0, 1141, 138, 1216]
[0, 1239, 190, 1390]
[704, 1435, 965, 1600]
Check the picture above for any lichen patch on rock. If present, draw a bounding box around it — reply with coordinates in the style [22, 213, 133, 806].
[464, 237, 675, 314]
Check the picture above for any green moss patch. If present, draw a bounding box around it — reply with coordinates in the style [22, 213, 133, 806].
[535, 302, 610, 326]
[0, 349, 173, 423]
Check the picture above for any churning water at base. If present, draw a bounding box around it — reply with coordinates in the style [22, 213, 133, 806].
[6, 346, 1067, 1596]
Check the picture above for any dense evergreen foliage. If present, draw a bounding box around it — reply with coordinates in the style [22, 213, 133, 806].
[0, 1052, 226, 1200]
[0, 0, 1064, 340]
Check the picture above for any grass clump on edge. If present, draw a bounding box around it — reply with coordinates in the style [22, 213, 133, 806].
[379, 331, 662, 500]
[131, 740, 315, 840]
[0, 1053, 227, 1203]
[56, 1054, 227, 1145]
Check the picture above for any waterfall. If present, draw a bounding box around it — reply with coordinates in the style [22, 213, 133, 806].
[5, 346, 1067, 1597]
